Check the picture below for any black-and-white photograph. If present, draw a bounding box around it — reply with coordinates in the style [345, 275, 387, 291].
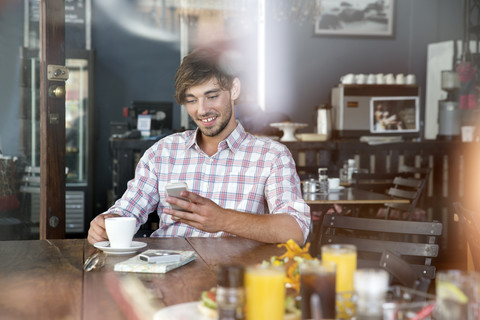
[370, 97, 419, 133]
[315, 0, 394, 36]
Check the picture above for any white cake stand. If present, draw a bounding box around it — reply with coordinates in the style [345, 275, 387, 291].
[270, 122, 308, 141]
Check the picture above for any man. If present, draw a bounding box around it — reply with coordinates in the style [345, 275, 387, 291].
[88, 47, 310, 245]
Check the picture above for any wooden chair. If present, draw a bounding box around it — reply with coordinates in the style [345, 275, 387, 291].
[353, 164, 430, 187]
[453, 202, 480, 272]
[317, 214, 443, 290]
[381, 176, 426, 220]
[399, 165, 431, 180]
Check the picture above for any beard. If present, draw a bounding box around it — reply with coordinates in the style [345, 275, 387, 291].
[196, 106, 233, 137]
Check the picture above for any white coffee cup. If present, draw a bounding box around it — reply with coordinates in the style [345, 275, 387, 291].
[341, 73, 355, 84]
[461, 126, 476, 142]
[355, 74, 366, 85]
[376, 73, 385, 84]
[105, 217, 137, 248]
[385, 73, 395, 84]
[396, 73, 405, 85]
[328, 178, 340, 190]
[406, 74, 416, 85]
[367, 74, 376, 84]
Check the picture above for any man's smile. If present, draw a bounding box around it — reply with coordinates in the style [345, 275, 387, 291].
[200, 116, 218, 125]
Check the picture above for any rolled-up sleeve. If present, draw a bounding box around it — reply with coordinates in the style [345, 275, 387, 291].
[265, 146, 311, 244]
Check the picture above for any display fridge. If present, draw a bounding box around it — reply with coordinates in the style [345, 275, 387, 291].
[19, 48, 94, 237]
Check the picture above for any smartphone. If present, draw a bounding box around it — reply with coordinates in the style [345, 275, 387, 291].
[139, 250, 181, 263]
[165, 182, 191, 212]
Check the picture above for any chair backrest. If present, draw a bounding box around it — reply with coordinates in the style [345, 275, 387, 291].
[453, 202, 480, 272]
[319, 215, 443, 283]
[352, 171, 398, 194]
[399, 165, 431, 180]
[352, 165, 430, 196]
[384, 176, 426, 220]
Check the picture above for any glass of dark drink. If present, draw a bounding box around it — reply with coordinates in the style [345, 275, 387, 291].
[299, 260, 336, 320]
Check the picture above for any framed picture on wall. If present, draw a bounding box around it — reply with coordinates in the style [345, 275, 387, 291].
[314, 0, 394, 37]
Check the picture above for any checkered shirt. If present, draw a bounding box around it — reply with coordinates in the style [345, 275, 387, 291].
[106, 122, 311, 242]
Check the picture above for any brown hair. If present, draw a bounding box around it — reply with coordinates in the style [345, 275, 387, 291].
[174, 47, 236, 105]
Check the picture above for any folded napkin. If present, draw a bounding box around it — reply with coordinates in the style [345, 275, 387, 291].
[114, 249, 196, 273]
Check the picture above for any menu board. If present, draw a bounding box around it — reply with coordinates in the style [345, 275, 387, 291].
[29, 0, 85, 24]
[27, 0, 87, 49]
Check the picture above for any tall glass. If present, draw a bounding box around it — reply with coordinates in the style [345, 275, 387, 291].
[321, 244, 357, 293]
[321, 244, 357, 318]
[299, 260, 336, 320]
[354, 268, 389, 320]
[245, 265, 285, 320]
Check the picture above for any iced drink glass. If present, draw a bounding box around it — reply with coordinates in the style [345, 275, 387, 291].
[321, 244, 357, 318]
[299, 260, 336, 320]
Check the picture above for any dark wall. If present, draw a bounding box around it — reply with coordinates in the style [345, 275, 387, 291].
[90, 2, 181, 213]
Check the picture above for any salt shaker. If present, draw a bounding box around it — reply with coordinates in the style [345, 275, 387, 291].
[347, 159, 356, 182]
[216, 264, 245, 320]
[318, 168, 329, 194]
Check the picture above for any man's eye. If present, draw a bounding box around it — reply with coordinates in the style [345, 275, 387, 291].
[207, 95, 219, 100]
[185, 99, 196, 104]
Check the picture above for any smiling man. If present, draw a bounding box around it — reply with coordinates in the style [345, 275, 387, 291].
[87, 47, 310, 245]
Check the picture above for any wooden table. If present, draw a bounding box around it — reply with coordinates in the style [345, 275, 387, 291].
[304, 187, 410, 255]
[0, 237, 285, 320]
[304, 187, 410, 206]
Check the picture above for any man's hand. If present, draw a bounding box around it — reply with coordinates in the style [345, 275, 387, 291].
[164, 190, 227, 233]
[87, 213, 120, 244]
[165, 191, 305, 245]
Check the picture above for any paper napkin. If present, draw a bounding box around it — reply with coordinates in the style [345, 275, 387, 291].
[114, 249, 196, 273]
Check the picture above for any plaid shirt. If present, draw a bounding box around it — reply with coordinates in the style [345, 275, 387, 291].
[107, 122, 311, 242]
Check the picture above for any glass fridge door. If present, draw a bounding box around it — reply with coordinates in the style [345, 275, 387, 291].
[65, 58, 89, 184]
[20, 50, 92, 237]
[23, 55, 90, 185]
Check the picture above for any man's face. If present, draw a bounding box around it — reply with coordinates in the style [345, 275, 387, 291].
[184, 77, 239, 138]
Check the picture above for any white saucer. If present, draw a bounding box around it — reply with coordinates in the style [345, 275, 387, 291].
[93, 241, 147, 255]
[329, 186, 345, 192]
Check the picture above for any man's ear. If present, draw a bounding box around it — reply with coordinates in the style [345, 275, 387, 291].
[231, 78, 241, 100]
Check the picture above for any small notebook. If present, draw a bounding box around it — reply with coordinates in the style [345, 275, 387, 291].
[114, 249, 197, 273]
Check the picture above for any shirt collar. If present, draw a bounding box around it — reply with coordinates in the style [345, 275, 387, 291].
[185, 121, 247, 153]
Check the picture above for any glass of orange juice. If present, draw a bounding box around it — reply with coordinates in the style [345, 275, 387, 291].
[245, 264, 286, 320]
[321, 244, 357, 318]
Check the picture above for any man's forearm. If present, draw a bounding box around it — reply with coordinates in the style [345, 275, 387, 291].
[223, 210, 305, 245]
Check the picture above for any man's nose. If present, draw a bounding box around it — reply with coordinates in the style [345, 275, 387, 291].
[197, 98, 210, 115]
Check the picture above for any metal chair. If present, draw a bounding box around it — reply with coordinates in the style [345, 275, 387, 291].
[317, 214, 443, 291]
